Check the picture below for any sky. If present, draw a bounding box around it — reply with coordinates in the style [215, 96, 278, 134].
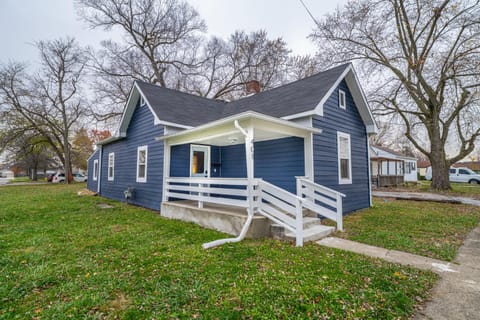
[0, 0, 347, 65]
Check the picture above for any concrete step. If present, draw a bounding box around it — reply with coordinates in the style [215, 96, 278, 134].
[284, 225, 335, 242]
[271, 216, 321, 230]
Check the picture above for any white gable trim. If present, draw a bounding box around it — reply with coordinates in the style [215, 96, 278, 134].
[313, 65, 352, 117]
[285, 64, 378, 134]
[116, 82, 192, 138]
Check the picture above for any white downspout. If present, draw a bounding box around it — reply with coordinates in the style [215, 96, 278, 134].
[366, 131, 372, 207]
[202, 120, 255, 249]
[97, 145, 103, 194]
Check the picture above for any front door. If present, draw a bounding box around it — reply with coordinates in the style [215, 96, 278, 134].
[190, 145, 210, 177]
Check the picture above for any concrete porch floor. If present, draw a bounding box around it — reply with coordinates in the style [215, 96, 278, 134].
[160, 200, 271, 238]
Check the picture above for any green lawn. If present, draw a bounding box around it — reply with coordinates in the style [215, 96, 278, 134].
[9, 176, 32, 183]
[329, 198, 480, 261]
[383, 180, 480, 199]
[0, 184, 436, 319]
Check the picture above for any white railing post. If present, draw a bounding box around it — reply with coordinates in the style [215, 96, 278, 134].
[295, 197, 303, 247]
[336, 193, 343, 231]
[198, 183, 203, 209]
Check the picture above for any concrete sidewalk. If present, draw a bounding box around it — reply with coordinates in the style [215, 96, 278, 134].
[317, 225, 480, 320]
[415, 225, 480, 320]
[373, 191, 480, 206]
[317, 237, 459, 273]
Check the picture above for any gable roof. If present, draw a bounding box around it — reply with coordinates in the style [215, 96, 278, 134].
[116, 63, 377, 138]
[370, 145, 417, 161]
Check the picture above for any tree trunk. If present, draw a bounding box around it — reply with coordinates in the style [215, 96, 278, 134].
[63, 135, 72, 184]
[32, 164, 38, 181]
[429, 135, 451, 190]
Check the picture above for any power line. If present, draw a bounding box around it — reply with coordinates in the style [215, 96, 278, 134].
[298, 0, 320, 27]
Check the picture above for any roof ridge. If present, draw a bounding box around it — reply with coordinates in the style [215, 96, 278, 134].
[135, 63, 351, 106]
[223, 63, 352, 106]
[135, 80, 226, 106]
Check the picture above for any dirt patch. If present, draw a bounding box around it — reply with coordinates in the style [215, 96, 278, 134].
[97, 203, 114, 209]
[77, 189, 97, 196]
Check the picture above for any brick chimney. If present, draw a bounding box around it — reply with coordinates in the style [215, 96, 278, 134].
[245, 80, 261, 94]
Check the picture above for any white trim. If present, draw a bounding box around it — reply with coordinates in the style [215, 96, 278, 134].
[162, 141, 170, 202]
[93, 159, 99, 181]
[189, 145, 211, 177]
[282, 110, 317, 120]
[97, 145, 103, 193]
[140, 95, 146, 106]
[339, 89, 346, 110]
[337, 131, 352, 184]
[314, 65, 352, 115]
[157, 111, 322, 145]
[87, 149, 98, 161]
[136, 145, 148, 183]
[366, 133, 372, 206]
[304, 132, 314, 180]
[107, 152, 115, 181]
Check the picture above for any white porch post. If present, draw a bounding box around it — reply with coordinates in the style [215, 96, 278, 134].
[162, 140, 170, 203]
[244, 125, 255, 217]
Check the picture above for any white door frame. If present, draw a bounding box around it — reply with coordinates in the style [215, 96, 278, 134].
[190, 145, 211, 178]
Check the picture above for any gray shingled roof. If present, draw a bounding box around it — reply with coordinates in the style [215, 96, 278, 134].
[136, 63, 350, 127]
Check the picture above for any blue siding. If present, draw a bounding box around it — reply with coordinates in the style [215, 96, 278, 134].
[313, 80, 370, 213]
[87, 149, 99, 191]
[169, 137, 304, 194]
[88, 102, 164, 210]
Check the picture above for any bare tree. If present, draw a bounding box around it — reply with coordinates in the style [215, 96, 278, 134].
[76, 0, 206, 119]
[187, 30, 292, 100]
[0, 38, 89, 183]
[311, 0, 480, 190]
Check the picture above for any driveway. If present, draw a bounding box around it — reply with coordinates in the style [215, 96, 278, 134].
[372, 191, 480, 206]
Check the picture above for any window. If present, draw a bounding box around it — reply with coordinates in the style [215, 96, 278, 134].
[136, 146, 148, 183]
[140, 95, 146, 106]
[108, 153, 115, 181]
[339, 89, 346, 109]
[449, 169, 456, 174]
[337, 132, 352, 184]
[459, 169, 470, 175]
[405, 162, 411, 174]
[93, 159, 99, 181]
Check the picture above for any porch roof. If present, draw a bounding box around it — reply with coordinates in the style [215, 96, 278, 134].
[156, 111, 322, 146]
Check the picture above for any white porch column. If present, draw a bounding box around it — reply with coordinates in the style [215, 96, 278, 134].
[244, 125, 255, 216]
[162, 140, 171, 203]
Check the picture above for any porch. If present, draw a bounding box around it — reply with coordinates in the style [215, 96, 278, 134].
[158, 112, 345, 247]
[371, 158, 405, 187]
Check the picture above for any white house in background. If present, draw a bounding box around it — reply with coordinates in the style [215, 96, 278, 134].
[370, 145, 417, 187]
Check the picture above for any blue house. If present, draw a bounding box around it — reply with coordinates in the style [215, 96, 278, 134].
[87, 63, 377, 247]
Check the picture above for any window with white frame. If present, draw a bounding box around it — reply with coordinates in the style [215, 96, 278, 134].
[140, 95, 146, 106]
[337, 132, 352, 184]
[93, 159, 99, 181]
[339, 89, 346, 109]
[136, 146, 148, 183]
[108, 152, 115, 181]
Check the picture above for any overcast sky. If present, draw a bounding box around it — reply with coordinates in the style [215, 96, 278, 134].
[0, 0, 347, 65]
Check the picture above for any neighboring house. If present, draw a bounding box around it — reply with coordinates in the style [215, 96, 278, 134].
[452, 161, 480, 173]
[370, 145, 417, 187]
[417, 159, 431, 178]
[87, 63, 377, 246]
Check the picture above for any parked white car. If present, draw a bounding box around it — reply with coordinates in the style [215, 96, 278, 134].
[73, 173, 88, 182]
[425, 167, 480, 184]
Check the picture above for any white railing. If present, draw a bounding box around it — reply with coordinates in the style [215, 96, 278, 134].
[165, 176, 345, 247]
[165, 177, 255, 209]
[296, 177, 345, 231]
[257, 180, 304, 246]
